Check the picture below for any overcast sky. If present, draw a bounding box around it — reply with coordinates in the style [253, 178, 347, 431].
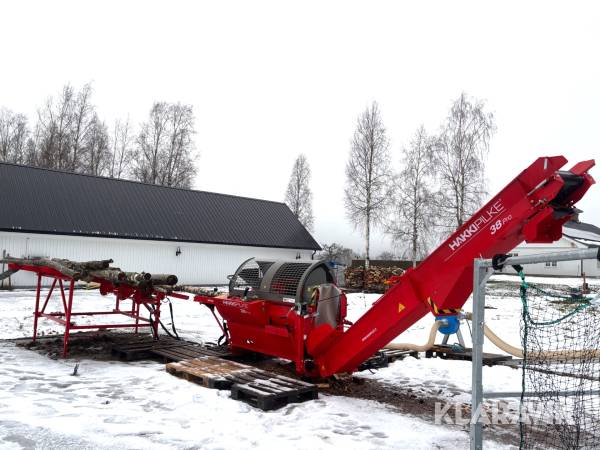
[1, 1, 599, 255]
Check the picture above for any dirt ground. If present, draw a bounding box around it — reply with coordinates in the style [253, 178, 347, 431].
[11, 331, 157, 361]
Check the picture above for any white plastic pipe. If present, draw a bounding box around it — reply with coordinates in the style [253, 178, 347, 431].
[384, 321, 442, 352]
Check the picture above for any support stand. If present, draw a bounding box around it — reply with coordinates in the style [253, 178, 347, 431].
[15, 264, 180, 357]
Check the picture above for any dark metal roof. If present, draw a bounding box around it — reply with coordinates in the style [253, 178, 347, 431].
[564, 220, 600, 236]
[0, 163, 320, 251]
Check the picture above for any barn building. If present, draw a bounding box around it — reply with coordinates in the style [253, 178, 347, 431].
[0, 163, 320, 287]
[513, 219, 600, 277]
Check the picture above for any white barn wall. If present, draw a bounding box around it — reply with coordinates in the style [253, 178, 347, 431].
[0, 231, 315, 287]
[513, 238, 600, 277]
[582, 257, 600, 277]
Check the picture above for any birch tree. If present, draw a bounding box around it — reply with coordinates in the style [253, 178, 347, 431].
[385, 125, 434, 267]
[33, 83, 100, 173]
[134, 102, 169, 184]
[83, 114, 111, 176]
[344, 101, 391, 269]
[284, 154, 314, 231]
[109, 117, 133, 179]
[69, 83, 94, 172]
[133, 102, 197, 188]
[36, 85, 74, 170]
[432, 93, 495, 231]
[161, 103, 196, 187]
[0, 108, 29, 164]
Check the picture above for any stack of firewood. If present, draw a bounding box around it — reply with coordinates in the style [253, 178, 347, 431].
[344, 265, 405, 292]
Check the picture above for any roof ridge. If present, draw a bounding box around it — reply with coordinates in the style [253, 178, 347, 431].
[0, 161, 287, 206]
[565, 219, 600, 235]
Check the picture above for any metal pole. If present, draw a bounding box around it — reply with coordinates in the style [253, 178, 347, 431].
[470, 259, 487, 450]
[63, 279, 75, 357]
[482, 248, 599, 268]
[484, 389, 600, 399]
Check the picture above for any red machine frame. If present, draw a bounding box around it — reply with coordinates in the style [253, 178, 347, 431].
[193, 156, 596, 378]
[8, 262, 186, 356]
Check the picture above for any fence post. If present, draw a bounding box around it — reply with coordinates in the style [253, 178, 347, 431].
[470, 259, 487, 450]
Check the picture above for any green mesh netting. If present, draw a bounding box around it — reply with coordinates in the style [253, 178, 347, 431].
[519, 272, 600, 449]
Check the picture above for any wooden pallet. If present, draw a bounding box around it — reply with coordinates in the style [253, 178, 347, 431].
[231, 377, 318, 411]
[151, 343, 231, 362]
[425, 344, 512, 366]
[166, 356, 270, 389]
[166, 356, 318, 410]
[111, 338, 187, 361]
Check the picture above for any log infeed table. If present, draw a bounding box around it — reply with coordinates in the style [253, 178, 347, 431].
[5, 261, 187, 357]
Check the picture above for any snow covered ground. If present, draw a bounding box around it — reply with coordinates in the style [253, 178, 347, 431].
[0, 274, 597, 449]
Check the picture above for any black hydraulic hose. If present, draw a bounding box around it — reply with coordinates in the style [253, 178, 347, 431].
[143, 303, 157, 339]
[167, 299, 180, 339]
[142, 302, 180, 340]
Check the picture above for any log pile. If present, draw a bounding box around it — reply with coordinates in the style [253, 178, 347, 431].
[344, 265, 405, 292]
[0, 257, 178, 292]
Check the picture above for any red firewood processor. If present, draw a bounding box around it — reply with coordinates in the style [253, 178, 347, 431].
[192, 156, 596, 378]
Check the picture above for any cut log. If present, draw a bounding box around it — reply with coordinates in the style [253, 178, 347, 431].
[88, 269, 127, 284]
[146, 274, 178, 286]
[175, 285, 219, 296]
[52, 258, 113, 272]
[0, 257, 81, 279]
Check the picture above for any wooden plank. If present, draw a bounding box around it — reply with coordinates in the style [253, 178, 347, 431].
[166, 356, 253, 389]
[425, 345, 512, 366]
[151, 342, 232, 362]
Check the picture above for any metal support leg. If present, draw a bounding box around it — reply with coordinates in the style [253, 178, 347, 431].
[470, 260, 487, 450]
[153, 301, 161, 340]
[62, 279, 75, 357]
[32, 274, 42, 343]
[58, 279, 68, 312]
[441, 325, 465, 347]
[457, 328, 466, 348]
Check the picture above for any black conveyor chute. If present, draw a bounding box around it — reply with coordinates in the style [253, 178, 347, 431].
[551, 171, 585, 207]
